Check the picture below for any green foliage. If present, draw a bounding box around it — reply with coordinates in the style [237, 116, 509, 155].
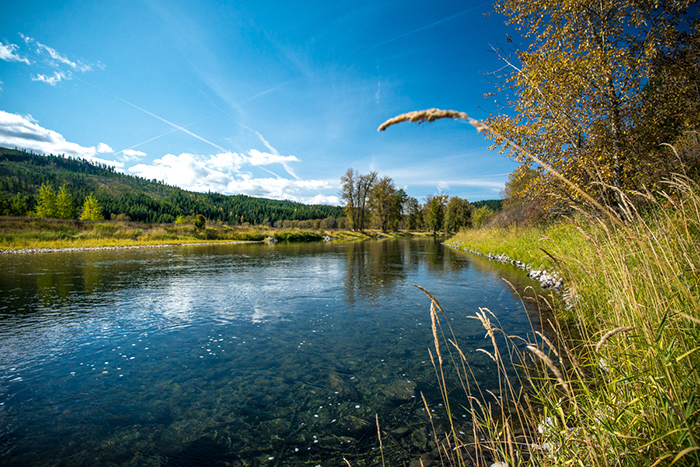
[80, 194, 104, 221]
[369, 176, 403, 232]
[273, 230, 324, 242]
[425, 194, 448, 234]
[471, 199, 502, 212]
[55, 185, 75, 219]
[34, 183, 57, 218]
[472, 205, 494, 228]
[8, 193, 29, 216]
[194, 214, 206, 230]
[444, 196, 472, 232]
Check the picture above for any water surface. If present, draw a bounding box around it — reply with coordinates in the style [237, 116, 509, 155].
[0, 238, 543, 466]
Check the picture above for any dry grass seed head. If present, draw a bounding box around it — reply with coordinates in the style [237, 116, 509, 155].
[527, 345, 572, 397]
[595, 326, 636, 352]
[378, 109, 469, 132]
[430, 301, 443, 366]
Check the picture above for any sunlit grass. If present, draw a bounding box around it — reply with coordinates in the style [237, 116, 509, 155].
[421, 175, 700, 467]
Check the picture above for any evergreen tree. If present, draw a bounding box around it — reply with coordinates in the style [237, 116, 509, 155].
[55, 185, 75, 219]
[80, 194, 104, 221]
[34, 183, 57, 218]
[9, 193, 28, 216]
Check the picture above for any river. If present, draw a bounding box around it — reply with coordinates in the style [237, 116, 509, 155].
[0, 237, 543, 466]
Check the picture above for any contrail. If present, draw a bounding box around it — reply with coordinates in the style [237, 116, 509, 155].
[111, 83, 291, 158]
[75, 76, 227, 152]
[365, 3, 492, 52]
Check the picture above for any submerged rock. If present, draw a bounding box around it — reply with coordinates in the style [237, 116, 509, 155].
[328, 367, 360, 401]
[379, 378, 417, 402]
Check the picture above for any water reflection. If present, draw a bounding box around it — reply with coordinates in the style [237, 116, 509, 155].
[0, 238, 544, 466]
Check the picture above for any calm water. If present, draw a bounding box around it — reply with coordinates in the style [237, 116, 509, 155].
[0, 238, 543, 466]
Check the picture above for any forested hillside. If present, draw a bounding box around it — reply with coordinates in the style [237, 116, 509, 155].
[0, 147, 344, 224]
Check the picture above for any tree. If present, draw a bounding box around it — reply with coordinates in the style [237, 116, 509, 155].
[425, 194, 448, 234]
[369, 176, 401, 232]
[488, 0, 700, 209]
[341, 168, 377, 231]
[194, 214, 206, 230]
[405, 196, 423, 231]
[55, 185, 75, 219]
[80, 194, 104, 220]
[473, 205, 495, 228]
[444, 196, 473, 232]
[9, 193, 29, 216]
[34, 183, 57, 218]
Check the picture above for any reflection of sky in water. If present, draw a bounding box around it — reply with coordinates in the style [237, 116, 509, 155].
[0, 239, 545, 466]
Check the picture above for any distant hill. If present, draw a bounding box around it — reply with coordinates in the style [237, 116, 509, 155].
[0, 147, 344, 224]
[471, 199, 503, 211]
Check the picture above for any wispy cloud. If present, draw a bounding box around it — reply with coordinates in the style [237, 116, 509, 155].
[0, 110, 122, 168]
[121, 149, 147, 161]
[20, 33, 92, 72]
[0, 42, 30, 64]
[31, 70, 69, 86]
[11, 33, 101, 85]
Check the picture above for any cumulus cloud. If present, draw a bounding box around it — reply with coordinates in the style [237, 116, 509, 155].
[0, 110, 123, 168]
[128, 151, 336, 203]
[96, 142, 113, 153]
[0, 42, 30, 64]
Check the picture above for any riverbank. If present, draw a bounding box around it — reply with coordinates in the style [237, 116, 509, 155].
[439, 180, 700, 466]
[0, 216, 435, 253]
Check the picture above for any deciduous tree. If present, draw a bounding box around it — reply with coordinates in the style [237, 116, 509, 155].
[488, 0, 700, 208]
[341, 168, 377, 231]
[444, 196, 473, 232]
[425, 194, 448, 234]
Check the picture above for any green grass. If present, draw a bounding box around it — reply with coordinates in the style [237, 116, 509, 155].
[421, 175, 700, 467]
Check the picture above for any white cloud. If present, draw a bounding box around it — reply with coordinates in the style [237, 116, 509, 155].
[127, 151, 336, 203]
[31, 71, 69, 85]
[0, 110, 123, 168]
[0, 42, 30, 64]
[16, 34, 98, 86]
[97, 142, 113, 153]
[120, 149, 147, 161]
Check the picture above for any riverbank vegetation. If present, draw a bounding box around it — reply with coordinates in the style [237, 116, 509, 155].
[0, 216, 436, 251]
[378, 1, 700, 465]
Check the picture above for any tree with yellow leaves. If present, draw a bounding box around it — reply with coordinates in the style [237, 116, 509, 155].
[487, 0, 700, 209]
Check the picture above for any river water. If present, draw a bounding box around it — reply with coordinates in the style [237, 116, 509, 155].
[0, 238, 543, 466]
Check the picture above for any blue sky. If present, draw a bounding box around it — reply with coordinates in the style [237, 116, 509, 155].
[0, 0, 518, 205]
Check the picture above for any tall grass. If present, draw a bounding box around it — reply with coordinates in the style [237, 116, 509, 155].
[378, 111, 699, 466]
[418, 175, 700, 466]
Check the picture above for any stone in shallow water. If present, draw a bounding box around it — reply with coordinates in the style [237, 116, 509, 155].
[380, 379, 417, 402]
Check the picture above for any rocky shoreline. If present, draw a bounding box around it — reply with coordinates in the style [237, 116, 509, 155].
[444, 241, 564, 291]
[0, 240, 261, 255]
